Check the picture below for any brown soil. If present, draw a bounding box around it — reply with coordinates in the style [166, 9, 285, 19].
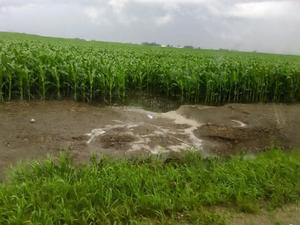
[98, 132, 137, 150]
[178, 104, 300, 155]
[0, 101, 299, 174]
[227, 204, 300, 225]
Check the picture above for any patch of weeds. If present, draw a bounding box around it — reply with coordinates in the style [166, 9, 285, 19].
[0, 148, 299, 224]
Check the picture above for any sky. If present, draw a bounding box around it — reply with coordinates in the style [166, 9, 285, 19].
[0, 0, 299, 54]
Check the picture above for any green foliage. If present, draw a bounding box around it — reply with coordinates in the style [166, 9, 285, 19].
[0, 32, 300, 104]
[0, 149, 299, 224]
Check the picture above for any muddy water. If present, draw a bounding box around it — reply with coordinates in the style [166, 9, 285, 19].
[0, 101, 299, 173]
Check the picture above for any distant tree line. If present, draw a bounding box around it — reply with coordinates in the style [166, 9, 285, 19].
[141, 42, 201, 49]
[141, 42, 161, 47]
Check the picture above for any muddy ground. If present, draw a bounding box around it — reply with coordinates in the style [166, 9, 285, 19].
[0, 101, 299, 173]
[223, 204, 300, 225]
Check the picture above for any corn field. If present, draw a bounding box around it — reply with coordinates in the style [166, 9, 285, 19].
[0, 33, 300, 104]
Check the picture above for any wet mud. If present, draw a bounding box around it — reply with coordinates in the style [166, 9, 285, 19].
[0, 101, 299, 172]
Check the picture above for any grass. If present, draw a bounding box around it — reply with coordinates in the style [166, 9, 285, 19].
[0, 149, 299, 225]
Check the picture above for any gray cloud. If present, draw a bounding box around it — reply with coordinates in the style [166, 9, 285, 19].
[0, 0, 299, 54]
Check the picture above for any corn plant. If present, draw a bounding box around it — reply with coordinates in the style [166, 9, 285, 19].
[0, 36, 299, 104]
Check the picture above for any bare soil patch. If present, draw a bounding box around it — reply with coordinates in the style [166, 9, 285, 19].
[0, 101, 299, 173]
[227, 204, 300, 225]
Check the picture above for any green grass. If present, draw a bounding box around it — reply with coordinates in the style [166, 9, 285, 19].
[0, 32, 300, 104]
[0, 149, 299, 225]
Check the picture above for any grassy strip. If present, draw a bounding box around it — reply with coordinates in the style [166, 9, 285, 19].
[0, 149, 300, 225]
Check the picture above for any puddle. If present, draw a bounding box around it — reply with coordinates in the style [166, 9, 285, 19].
[0, 101, 299, 172]
[84, 108, 205, 156]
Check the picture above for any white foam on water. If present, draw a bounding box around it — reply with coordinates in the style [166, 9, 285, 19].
[160, 110, 203, 150]
[86, 129, 106, 144]
[231, 120, 247, 128]
[127, 124, 140, 129]
[147, 114, 154, 119]
[84, 106, 205, 155]
[162, 111, 199, 127]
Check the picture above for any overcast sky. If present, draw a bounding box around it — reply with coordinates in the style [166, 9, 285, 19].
[0, 0, 299, 54]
